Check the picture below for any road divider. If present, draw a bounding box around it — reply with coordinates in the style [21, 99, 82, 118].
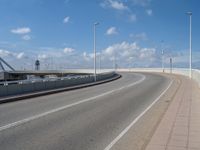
[0, 72, 120, 104]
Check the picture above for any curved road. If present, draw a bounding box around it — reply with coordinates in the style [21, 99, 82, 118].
[0, 72, 172, 150]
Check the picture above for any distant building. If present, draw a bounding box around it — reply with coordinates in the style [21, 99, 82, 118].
[35, 60, 40, 71]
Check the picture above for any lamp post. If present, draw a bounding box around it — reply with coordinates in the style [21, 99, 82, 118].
[186, 12, 192, 78]
[161, 40, 164, 72]
[93, 22, 99, 82]
[113, 50, 116, 71]
[162, 49, 164, 72]
[99, 52, 101, 70]
[170, 57, 172, 74]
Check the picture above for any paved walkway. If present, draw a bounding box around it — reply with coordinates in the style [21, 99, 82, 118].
[146, 76, 200, 150]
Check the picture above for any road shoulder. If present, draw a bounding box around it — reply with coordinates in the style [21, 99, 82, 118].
[109, 73, 181, 150]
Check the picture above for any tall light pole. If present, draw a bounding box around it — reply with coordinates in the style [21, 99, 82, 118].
[186, 12, 192, 78]
[99, 52, 101, 70]
[162, 49, 164, 72]
[113, 51, 115, 71]
[94, 22, 99, 82]
[161, 40, 164, 72]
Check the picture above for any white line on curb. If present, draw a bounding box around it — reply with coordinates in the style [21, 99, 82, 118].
[104, 79, 173, 150]
[0, 74, 146, 132]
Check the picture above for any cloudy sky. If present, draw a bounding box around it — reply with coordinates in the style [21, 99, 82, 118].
[0, 0, 199, 70]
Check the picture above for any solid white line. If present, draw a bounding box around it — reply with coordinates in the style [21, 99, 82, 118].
[0, 74, 146, 132]
[104, 79, 173, 150]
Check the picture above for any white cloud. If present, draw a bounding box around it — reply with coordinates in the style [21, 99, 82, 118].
[82, 52, 94, 61]
[131, 0, 151, 7]
[22, 35, 31, 40]
[16, 52, 25, 59]
[146, 9, 153, 16]
[44, 48, 200, 69]
[11, 27, 31, 34]
[63, 16, 70, 23]
[129, 14, 137, 22]
[38, 54, 48, 60]
[101, 0, 128, 11]
[101, 1, 139, 23]
[102, 41, 158, 67]
[106, 27, 118, 35]
[109, 0, 128, 10]
[2, 46, 200, 70]
[130, 32, 148, 41]
[103, 41, 140, 56]
[39, 47, 74, 58]
[0, 49, 11, 57]
[0, 49, 26, 60]
[63, 47, 75, 53]
[139, 48, 155, 59]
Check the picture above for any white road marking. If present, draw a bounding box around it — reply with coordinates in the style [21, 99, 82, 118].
[0, 74, 146, 132]
[104, 79, 173, 150]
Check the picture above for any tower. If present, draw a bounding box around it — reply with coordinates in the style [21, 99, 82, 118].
[35, 60, 40, 71]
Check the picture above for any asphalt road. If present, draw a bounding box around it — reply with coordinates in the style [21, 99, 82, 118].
[0, 72, 171, 150]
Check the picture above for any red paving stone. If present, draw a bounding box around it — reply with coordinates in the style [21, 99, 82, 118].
[146, 76, 200, 150]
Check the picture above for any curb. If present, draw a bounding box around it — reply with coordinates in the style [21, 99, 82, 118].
[0, 74, 121, 104]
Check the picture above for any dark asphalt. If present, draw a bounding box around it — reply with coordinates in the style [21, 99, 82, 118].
[0, 72, 171, 150]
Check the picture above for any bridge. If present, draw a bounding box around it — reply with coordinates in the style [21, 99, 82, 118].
[0, 68, 199, 150]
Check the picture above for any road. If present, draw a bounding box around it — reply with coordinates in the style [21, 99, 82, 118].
[0, 72, 172, 150]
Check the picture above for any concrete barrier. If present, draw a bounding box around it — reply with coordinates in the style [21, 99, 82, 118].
[117, 68, 200, 87]
[192, 69, 200, 87]
[0, 71, 117, 98]
[0, 86, 7, 97]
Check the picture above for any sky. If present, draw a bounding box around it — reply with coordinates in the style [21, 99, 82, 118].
[0, 0, 199, 70]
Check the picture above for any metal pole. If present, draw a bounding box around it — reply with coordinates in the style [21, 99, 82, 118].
[99, 52, 101, 70]
[186, 12, 192, 78]
[189, 14, 192, 78]
[113, 50, 116, 71]
[161, 40, 164, 73]
[94, 22, 99, 82]
[170, 58, 172, 74]
[162, 49, 164, 72]
[94, 24, 96, 82]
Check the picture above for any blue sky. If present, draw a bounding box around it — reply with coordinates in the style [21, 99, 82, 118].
[0, 0, 199, 69]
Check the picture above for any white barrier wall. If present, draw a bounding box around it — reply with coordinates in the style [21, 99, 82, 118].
[192, 69, 200, 87]
[0, 72, 117, 97]
[117, 68, 200, 87]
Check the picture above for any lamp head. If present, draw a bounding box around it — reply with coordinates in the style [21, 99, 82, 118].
[186, 11, 192, 16]
[94, 22, 100, 26]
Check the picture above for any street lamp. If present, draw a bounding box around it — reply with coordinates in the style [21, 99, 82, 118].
[186, 11, 192, 78]
[162, 49, 164, 72]
[113, 50, 116, 71]
[94, 22, 99, 82]
[161, 40, 164, 72]
[99, 52, 101, 70]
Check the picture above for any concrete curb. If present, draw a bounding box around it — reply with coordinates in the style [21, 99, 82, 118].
[0, 74, 121, 104]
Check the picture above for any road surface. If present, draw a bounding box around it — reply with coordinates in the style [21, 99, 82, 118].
[0, 72, 171, 150]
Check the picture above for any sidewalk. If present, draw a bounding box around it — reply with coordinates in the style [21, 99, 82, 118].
[146, 76, 200, 150]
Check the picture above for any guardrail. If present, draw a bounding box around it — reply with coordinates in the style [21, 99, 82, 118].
[117, 68, 200, 87]
[0, 71, 117, 98]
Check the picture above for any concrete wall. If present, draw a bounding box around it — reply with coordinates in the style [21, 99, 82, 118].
[0, 72, 116, 97]
[192, 69, 200, 87]
[118, 68, 200, 87]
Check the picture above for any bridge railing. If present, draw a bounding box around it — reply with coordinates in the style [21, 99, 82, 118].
[117, 68, 200, 87]
[0, 71, 117, 98]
